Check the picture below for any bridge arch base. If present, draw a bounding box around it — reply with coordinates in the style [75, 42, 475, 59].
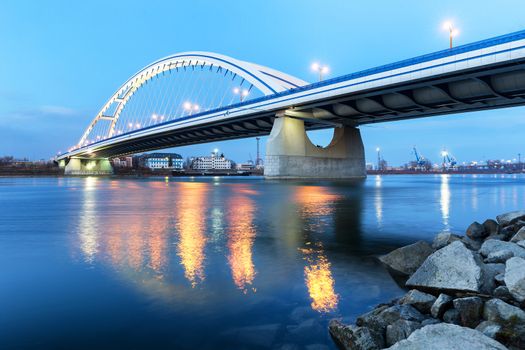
[64, 157, 113, 176]
[264, 116, 366, 179]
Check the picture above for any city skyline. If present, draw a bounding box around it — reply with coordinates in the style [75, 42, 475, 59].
[1, 0, 525, 164]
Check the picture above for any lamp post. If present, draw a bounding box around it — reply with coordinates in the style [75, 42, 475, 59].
[443, 21, 459, 49]
[183, 102, 200, 115]
[311, 62, 329, 82]
[233, 87, 249, 102]
[376, 147, 381, 171]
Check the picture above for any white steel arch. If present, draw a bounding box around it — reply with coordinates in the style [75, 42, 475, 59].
[78, 51, 308, 146]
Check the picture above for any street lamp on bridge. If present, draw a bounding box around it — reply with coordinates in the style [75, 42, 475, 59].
[184, 102, 200, 115]
[233, 87, 249, 102]
[311, 62, 329, 82]
[443, 21, 459, 49]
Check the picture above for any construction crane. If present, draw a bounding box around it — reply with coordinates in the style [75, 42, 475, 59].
[441, 149, 457, 169]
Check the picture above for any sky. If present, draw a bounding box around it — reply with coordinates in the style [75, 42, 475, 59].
[1, 0, 525, 165]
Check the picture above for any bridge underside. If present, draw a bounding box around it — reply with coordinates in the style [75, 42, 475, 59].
[71, 58, 525, 160]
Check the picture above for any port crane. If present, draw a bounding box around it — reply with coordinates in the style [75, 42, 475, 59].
[412, 146, 431, 170]
[441, 149, 457, 169]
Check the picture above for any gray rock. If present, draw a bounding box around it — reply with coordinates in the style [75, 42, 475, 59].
[483, 219, 500, 236]
[475, 320, 502, 339]
[480, 239, 525, 259]
[496, 210, 525, 226]
[443, 308, 461, 325]
[431, 293, 453, 319]
[329, 320, 384, 350]
[421, 317, 440, 326]
[510, 226, 525, 243]
[432, 232, 462, 250]
[400, 289, 437, 313]
[494, 285, 512, 299]
[467, 221, 487, 239]
[495, 273, 505, 285]
[406, 241, 483, 293]
[485, 250, 514, 263]
[517, 240, 525, 249]
[379, 241, 434, 276]
[483, 298, 525, 323]
[485, 234, 507, 241]
[462, 236, 483, 250]
[356, 304, 425, 335]
[453, 297, 483, 328]
[504, 256, 525, 302]
[385, 323, 507, 350]
[481, 263, 506, 294]
[385, 319, 421, 347]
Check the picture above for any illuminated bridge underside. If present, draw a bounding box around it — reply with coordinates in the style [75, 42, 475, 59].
[60, 30, 525, 160]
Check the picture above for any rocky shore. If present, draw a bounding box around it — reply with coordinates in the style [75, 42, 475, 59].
[329, 210, 525, 350]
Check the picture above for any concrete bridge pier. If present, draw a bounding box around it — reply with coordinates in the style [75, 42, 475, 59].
[264, 116, 366, 179]
[64, 157, 113, 175]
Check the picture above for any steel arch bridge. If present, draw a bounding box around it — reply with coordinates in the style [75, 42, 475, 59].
[73, 51, 308, 154]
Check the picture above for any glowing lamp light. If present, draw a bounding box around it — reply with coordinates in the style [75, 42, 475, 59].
[152, 114, 158, 120]
[193, 104, 200, 111]
[441, 151, 449, 157]
[311, 62, 329, 81]
[443, 21, 453, 31]
[376, 147, 380, 152]
[311, 62, 320, 71]
[135, 123, 141, 128]
[184, 102, 192, 110]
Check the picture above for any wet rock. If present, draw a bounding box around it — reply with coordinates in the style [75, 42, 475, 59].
[496, 210, 525, 226]
[379, 241, 434, 276]
[480, 239, 525, 259]
[504, 256, 525, 302]
[432, 232, 462, 250]
[453, 296, 483, 328]
[494, 285, 512, 299]
[400, 289, 437, 313]
[357, 304, 425, 334]
[483, 298, 525, 323]
[329, 320, 384, 350]
[443, 308, 461, 325]
[461, 236, 483, 250]
[385, 323, 507, 350]
[385, 319, 421, 347]
[510, 226, 525, 243]
[406, 241, 483, 293]
[517, 240, 525, 249]
[483, 219, 500, 236]
[431, 293, 453, 319]
[467, 221, 487, 239]
[475, 320, 502, 339]
[485, 250, 514, 264]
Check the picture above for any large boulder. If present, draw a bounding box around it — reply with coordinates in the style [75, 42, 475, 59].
[483, 219, 500, 236]
[510, 226, 525, 243]
[504, 257, 525, 302]
[431, 293, 453, 319]
[379, 241, 434, 276]
[356, 304, 425, 334]
[432, 232, 462, 250]
[453, 296, 483, 328]
[481, 263, 506, 295]
[483, 298, 525, 323]
[443, 308, 461, 325]
[496, 210, 525, 227]
[406, 241, 483, 293]
[480, 239, 525, 259]
[485, 250, 514, 264]
[385, 323, 507, 350]
[466, 221, 487, 239]
[385, 319, 421, 347]
[328, 320, 384, 350]
[399, 290, 436, 314]
[476, 320, 502, 339]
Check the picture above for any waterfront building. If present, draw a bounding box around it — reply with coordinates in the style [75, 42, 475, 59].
[112, 156, 133, 168]
[140, 153, 183, 169]
[236, 160, 255, 171]
[191, 150, 232, 170]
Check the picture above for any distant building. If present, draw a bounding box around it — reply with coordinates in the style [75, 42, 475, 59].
[140, 153, 183, 169]
[112, 156, 133, 168]
[236, 160, 255, 171]
[191, 150, 232, 170]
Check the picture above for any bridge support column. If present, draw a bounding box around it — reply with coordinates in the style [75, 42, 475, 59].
[264, 116, 366, 179]
[64, 157, 113, 176]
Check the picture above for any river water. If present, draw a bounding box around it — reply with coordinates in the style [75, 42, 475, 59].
[1, 174, 524, 349]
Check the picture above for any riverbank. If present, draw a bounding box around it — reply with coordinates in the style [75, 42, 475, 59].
[330, 210, 525, 349]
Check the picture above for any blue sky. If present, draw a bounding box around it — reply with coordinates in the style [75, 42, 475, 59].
[1, 0, 524, 165]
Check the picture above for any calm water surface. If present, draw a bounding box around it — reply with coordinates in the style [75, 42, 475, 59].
[1, 174, 525, 349]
